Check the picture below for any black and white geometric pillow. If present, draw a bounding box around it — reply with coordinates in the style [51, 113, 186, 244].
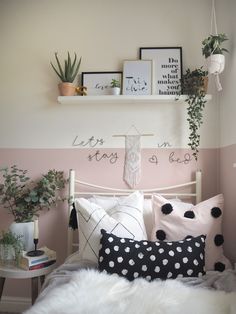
[98, 229, 206, 281]
[74, 191, 147, 264]
[151, 194, 232, 272]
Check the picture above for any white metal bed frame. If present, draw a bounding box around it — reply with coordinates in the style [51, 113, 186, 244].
[67, 169, 202, 256]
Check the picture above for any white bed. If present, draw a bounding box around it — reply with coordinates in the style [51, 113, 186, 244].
[24, 170, 236, 314]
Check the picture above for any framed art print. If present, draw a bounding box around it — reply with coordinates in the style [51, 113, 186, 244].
[122, 60, 153, 95]
[81, 71, 122, 95]
[139, 47, 182, 95]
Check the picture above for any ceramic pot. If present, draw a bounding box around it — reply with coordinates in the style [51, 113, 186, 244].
[110, 87, 121, 95]
[58, 82, 76, 96]
[9, 221, 34, 252]
[206, 54, 225, 74]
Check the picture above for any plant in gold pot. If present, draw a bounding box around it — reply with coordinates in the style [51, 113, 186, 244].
[50, 52, 82, 96]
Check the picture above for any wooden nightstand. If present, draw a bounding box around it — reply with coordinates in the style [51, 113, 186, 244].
[0, 263, 56, 305]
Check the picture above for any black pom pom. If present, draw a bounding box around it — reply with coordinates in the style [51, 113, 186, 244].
[156, 230, 166, 241]
[184, 210, 195, 219]
[214, 262, 226, 272]
[161, 203, 173, 215]
[211, 207, 222, 218]
[69, 203, 78, 230]
[214, 234, 224, 246]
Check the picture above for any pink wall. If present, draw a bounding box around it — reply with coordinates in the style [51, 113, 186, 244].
[0, 147, 227, 298]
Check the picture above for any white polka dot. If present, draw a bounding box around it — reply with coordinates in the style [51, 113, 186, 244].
[187, 246, 192, 252]
[186, 237, 192, 241]
[146, 247, 152, 251]
[105, 248, 110, 254]
[109, 261, 114, 268]
[99, 256, 103, 262]
[155, 242, 160, 246]
[179, 240, 184, 244]
[150, 255, 156, 261]
[117, 257, 123, 263]
[133, 272, 139, 278]
[158, 248, 164, 254]
[201, 237, 205, 242]
[193, 259, 199, 266]
[176, 247, 182, 252]
[200, 253, 204, 260]
[135, 244, 140, 249]
[125, 247, 130, 253]
[195, 242, 200, 247]
[168, 250, 175, 256]
[121, 269, 128, 275]
[187, 269, 193, 275]
[108, 237, 113, 243]
[183, 257, 188, 263]
[177, 274, 183, 278]
[198, 272, 203, 277]
[120, 238, 125, 243]
[167, 242, 172, 246]
[129, 239, 135, 243]
[167, 272, 172, 278]
[163, 259, 168, 265]
[146, 275, 151, 281]
[143, 241, 148, 245]
[114, 245, 119, 251]
[142, 265, 147, 271]
[138, 252, 144, 259]
[175, 263, 180, 269]
[129, 259, 135, 266]
[154, 266, 160, 273]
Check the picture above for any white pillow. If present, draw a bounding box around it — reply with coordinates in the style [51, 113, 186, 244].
[74, 191, 147, 264]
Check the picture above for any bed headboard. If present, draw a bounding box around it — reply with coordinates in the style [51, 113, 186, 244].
[67, 169, 202, 256]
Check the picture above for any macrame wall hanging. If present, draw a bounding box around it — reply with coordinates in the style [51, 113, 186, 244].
[113, 125, 153, 189]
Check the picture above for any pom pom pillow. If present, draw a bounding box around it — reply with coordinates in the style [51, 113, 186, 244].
[74, 191, 147, 264]
[99, 229, 206, 281]
[151, 194, 231, 271]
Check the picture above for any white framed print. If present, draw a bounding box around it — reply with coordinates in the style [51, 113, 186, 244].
[122, 60, 153, 95]
[81, 71, 122, 95]
[139, 47, 182, 95]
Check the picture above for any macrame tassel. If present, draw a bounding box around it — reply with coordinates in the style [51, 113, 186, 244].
[69, 203, 78, 230]
[123, 135, 141, 189]
[215, 74, 222, 91]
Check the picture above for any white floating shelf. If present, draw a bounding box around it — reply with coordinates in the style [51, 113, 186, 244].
[58, 94, 212, 105]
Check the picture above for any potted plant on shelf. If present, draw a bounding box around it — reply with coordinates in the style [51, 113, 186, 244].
[180, 67, 208, 161]
[202, 33, 228, 75]
[50, 52, 82, 96]
[110, 79, 121, 95]
[0, 165, 67, 251]
[0, 230, 23, 266]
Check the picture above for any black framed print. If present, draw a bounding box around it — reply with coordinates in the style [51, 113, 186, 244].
[81, 71, 122, 95]
[122, 60, 153, 95]
[139, 47, 182, 95]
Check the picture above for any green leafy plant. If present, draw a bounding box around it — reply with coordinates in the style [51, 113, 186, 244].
[202, 33, 228, 58]
[0, 165, 67, 223]
[110, 79, 120, 88]
[180, 68, 208, 161]
[50, 52, 82, 83]
[0, 230, 23, 264]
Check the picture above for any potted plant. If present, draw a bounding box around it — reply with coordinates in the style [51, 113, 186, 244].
[50, 52, 82, 96]
[0, 230, 23, 266]
[110, 79, 121, 95]
[180, 67, 208, 161]
[202, 33, 228, 74]
[0, 165, 67, 251]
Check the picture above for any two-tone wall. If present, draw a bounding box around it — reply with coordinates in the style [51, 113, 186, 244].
[0, 0, 234, 303]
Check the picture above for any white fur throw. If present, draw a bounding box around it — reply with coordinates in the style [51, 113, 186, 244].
[25, 269, 236, 314]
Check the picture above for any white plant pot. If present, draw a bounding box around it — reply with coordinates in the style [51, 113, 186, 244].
[206, 54, 225, 74]
[111, 87, 121, 95]
[9, 221, 34, 252]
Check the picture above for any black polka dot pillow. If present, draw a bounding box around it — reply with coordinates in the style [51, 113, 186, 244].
[98, 229, 206, 281]
[151, 194, 231, 272]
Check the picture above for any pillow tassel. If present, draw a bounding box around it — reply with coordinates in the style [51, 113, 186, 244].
[69, 203, 78, 230]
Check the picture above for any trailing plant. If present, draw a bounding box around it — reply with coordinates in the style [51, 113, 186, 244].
[110, 79, 120, 88]
[180, 68, 208, 161]
[202, 33, 228, 58]
[0, 165, 67, 223]
[0, 230, 23, 264]
[50, 52, 82, 83]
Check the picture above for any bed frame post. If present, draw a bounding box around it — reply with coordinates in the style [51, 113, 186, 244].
[195, 170, 202, 204]
[67, 169, 75, 256]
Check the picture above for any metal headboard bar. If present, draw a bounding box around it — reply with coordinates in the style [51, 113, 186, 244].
[67, 169, 202, 256]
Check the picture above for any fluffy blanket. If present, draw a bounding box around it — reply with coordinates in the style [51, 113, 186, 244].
[25, 269, 236, 314]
